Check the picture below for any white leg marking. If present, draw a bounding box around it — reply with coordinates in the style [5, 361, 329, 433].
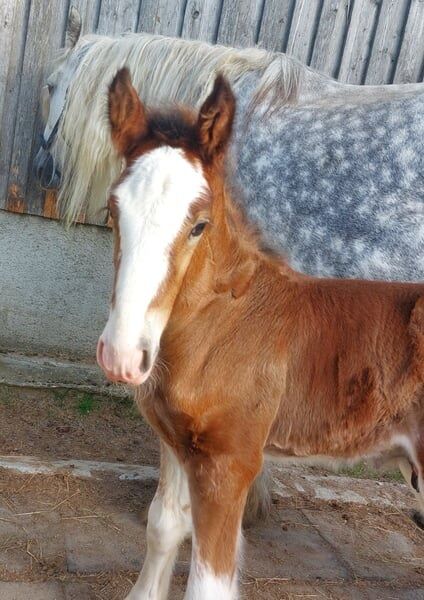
[184, 533, 241, 600]
[126, 445, 191, 600]
[185, 564, 237, 600]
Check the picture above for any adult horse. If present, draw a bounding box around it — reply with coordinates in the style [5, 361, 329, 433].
[35, 8, 424, 281]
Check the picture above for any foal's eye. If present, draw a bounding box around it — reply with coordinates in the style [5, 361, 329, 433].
[190, 222, 207, 238]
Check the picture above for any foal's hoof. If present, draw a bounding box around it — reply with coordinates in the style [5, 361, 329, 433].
[412, 510, 424, 530]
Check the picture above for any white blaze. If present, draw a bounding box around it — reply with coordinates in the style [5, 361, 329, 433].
[104, 146, 207, 355]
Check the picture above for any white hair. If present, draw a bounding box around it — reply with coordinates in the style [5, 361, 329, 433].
[54, 33, 301, 224]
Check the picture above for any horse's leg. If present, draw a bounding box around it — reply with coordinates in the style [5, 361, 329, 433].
[184, 453, 261, 600]
[126, 442, 191, 600]
[398, 447, 424, 528]
[243, 465, 271, 526]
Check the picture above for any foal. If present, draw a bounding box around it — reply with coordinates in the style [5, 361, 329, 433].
[97, 69, 424, 600]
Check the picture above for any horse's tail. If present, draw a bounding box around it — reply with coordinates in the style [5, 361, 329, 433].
[243, 464, 272, 526]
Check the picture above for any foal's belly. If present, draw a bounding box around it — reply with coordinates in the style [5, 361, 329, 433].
[263, 438, 406, 472]
[263, 401, 402, 464]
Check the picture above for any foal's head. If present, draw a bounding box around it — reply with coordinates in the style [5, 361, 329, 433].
[97, 68, 236, 385]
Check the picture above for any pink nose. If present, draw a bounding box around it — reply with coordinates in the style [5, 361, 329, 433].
[96, 338, 150, 385]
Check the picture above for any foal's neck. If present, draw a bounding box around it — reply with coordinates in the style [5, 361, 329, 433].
[184, 177, 280, 305]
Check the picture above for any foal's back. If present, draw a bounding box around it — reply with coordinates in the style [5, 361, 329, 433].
[258, 267, 424, 458]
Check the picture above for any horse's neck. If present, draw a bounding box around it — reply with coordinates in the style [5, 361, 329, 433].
[297, 68, 423, 108]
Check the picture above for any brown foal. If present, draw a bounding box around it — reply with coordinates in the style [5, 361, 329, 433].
[97, 68, 424, 600]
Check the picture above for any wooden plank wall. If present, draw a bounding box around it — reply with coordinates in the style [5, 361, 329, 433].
[0, 0, 423, 223]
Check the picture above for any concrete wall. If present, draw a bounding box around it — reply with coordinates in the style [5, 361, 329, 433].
[0, 211, 113, 361]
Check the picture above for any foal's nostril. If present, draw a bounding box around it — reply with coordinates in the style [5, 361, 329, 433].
[141, 349, 151, 373]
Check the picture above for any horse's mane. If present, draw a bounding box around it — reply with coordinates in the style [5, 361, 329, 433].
[55, 33, 302, 224]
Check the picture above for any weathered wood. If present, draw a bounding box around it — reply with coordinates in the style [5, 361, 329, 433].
[216, 0, 264, 47]
[365, 0, 410, 84]
[337, 0, 380, 84]
[97, 0, 140, 35]
[69, 0, 102, 36]
[3, 0, 424, 225]
[0, 1, 25, 128]
[257, 0, 295, 52]
[285, 0, 322, 65]
[6, 0, 69, 217]
[43, 191, 60, 220]
[181, 0, 222, 43]
[393, 0, 424, 84]
[0, 0, 30, 209]
[137, 0, 187, 37]
[310, 0, 350, 78]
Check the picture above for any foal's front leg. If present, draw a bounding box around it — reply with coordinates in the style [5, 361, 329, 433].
[184, 454, 261, 600]
[126, 442, 191, 600]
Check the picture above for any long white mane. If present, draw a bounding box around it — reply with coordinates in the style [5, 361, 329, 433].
[55, 33, 302, 224]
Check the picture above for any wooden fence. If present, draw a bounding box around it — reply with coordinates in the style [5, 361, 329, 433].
[1, 0, 423, 224]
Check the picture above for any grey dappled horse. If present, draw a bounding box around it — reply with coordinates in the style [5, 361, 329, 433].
[35, 7, 424, 282]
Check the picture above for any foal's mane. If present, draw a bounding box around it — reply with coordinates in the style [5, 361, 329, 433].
[55, 33, 301, 224]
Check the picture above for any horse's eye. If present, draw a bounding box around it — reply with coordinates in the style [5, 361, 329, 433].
[190, 222, 207, 238]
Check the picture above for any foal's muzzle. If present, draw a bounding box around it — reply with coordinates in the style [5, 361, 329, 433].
[96, 337, 157, 386]
[34, 147, 61, 189]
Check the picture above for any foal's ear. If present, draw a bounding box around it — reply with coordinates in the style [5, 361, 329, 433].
[108, 68, 148, 157]
[198, 75, 236, 161]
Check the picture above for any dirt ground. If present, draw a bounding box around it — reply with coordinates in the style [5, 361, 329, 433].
[0, 386, 159, 465]
[0, 385, 423, 599]
[0, 468, 423, 600]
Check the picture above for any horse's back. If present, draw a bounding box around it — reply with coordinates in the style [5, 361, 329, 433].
[235, 91, 424, 281]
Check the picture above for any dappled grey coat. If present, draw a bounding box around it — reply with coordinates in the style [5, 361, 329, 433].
[235, 80, 424, 281]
